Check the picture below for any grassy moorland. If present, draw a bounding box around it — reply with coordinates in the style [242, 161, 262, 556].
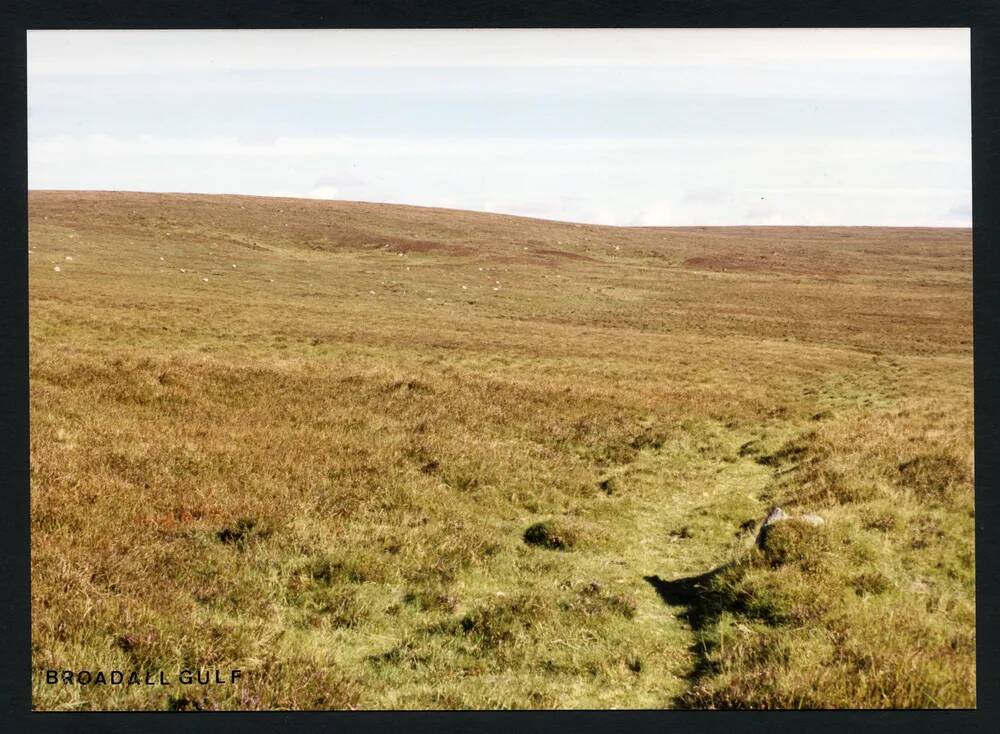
[29, 190, 973, 710]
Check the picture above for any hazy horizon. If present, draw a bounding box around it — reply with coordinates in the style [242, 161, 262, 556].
[27, 29, 971, 227]
[25, 187, 974, 230]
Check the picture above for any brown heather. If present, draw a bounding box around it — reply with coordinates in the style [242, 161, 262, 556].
[29, 191, 973, 710]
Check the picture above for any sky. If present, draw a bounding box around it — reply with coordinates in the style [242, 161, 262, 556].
[27, 29, 971, 227]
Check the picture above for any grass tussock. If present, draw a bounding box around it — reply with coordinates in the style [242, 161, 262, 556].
[523, 518, 591, 550]
[662, 498, 973, 708]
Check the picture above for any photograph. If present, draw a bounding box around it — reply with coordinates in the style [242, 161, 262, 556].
[26, 28, 974, 710]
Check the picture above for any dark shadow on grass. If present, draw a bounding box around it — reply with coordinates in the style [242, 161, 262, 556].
[644, 565, 735, 705]
[644, 567, 731, 630]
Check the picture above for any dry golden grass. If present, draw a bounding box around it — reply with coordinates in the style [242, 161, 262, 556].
[29, 190, 973, 710]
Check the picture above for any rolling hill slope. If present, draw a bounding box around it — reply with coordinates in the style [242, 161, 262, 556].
[29, 191, 974, 709]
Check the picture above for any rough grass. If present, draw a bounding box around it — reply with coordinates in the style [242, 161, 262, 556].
[29, 191, 973, 709]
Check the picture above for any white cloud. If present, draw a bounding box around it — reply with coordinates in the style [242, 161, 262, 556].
[633, 203, 675, 226]
[306, 186, 340, 200]
[27, 131, 971, 226]
[29, 135, 971, 226]
[28, 133, 970, 163]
